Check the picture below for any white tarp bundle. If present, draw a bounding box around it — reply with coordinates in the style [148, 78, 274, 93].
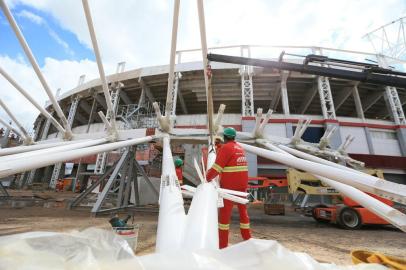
[0, 228, 387, 270]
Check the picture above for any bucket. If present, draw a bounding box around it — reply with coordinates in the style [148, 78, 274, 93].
[112, 224, 140, 252]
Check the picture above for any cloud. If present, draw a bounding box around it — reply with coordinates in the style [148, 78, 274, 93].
[0, 54, 99, 129]
[17, 9, 45, 25]
[1, 0, 406, 131]
[9, 0, 405, 66]
[16, 9, 75, 56]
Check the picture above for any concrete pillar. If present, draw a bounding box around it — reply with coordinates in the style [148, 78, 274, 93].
[396, 128, 406, 156]
[242, 119, 257, 177]
[352, 85, 375, 154]
[325, 122, 342, 150]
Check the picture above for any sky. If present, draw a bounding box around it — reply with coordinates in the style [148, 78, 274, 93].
[0, 0, 405, 132]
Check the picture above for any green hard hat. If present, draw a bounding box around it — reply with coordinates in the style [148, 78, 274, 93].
[223, 127, 236, 138]
[174, 158, 183, 167]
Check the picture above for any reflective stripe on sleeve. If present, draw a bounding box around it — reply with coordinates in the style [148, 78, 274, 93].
[222, 166, 248, 172]
[212, 163, 223, 173]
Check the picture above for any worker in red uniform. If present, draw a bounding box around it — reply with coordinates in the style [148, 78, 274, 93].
[214, 136, 223, 153]
[174, 158, 183, 185]
[206, 127, 251, 249]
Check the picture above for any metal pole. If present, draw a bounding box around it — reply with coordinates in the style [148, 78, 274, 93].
[0, 138, 107, 163]
[0, 135, 157, 179]
[0, 117, 25, 140]
[0, 98, 32, 143]
[165, 0, 180, 117]
[0, 66, 66, 134]
[240, 142, 406, 205]
[81, 0, 117, 131]
[0, 0, 72, 138]
[0, 139, 86, 157]
[262, 142, 406, 232]
[197, 0, 215, 145]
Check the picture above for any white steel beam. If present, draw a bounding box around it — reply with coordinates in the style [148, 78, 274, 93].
[197, 0, 215, 142]
[0, 135, 157, 179]
[0, 0, 72, 138]
[0, 66, 66, 134]
[0, 67, 66, 138]
[82, 0, 117, 131]
[241, 142, 406, 205]
[165, 0, 180, 117]
[0, 98, 32, 143]
[0, 117, 25, 140]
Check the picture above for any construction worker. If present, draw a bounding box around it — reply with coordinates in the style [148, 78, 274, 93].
[174, 158, 183, 185]
[214, 135, 223, 152]
[206, 127, 251, 249]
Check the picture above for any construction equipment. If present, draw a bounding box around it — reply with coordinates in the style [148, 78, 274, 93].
[285, 168, 397, 229]
[287, 168, 384, 209]
[109, 215, 132, 228]
[312, 194, 393, 229]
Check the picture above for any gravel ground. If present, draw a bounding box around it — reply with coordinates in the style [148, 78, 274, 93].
[0, 191, 405, 265]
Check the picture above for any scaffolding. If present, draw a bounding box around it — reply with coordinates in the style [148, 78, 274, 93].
[117, 101, 163, 129]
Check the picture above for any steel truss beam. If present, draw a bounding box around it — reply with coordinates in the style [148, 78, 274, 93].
[240, 66, 254, 116]
[207, 54, 406, 88]
[69, 146, 157, 214]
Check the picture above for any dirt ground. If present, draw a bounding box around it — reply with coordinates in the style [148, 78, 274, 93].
[0, 191, 405, 265]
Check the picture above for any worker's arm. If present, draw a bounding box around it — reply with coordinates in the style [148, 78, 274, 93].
[206, 145, 232, 182]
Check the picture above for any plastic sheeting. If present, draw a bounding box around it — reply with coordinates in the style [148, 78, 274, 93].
[0, 228, 387, 270]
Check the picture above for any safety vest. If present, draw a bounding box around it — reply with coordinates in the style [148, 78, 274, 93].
[207, 141, 248, 191]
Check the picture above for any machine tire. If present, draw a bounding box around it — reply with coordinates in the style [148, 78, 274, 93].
[338, 207, 362, 230]
[311, 204, 330, 223]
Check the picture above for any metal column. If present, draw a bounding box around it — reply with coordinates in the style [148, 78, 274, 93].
[240, 66, 254, 117]
[312, 48, 341, 149]
[317, 76, 336, 120]
[49, 96, 80, 189]
[280, 71, 293, 137]
[94, 63, 123, 174]
[170, 72, 181, 115]
[379, 56, 406, 155]
[94, 88, 120, 174]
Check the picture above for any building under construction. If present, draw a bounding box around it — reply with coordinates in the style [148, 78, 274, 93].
[1, 0, 406, 268]
[9, 45, 404, 194]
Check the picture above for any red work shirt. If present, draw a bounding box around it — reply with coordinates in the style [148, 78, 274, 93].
[206, 140, 248, 192]
[175, 167, 183, 185]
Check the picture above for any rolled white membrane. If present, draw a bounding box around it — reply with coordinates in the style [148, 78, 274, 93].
[0, 228, 387, 270]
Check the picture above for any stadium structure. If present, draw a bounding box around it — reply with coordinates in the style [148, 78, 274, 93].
[0, 1, 406, 261]
[6, 44, 403, 194]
